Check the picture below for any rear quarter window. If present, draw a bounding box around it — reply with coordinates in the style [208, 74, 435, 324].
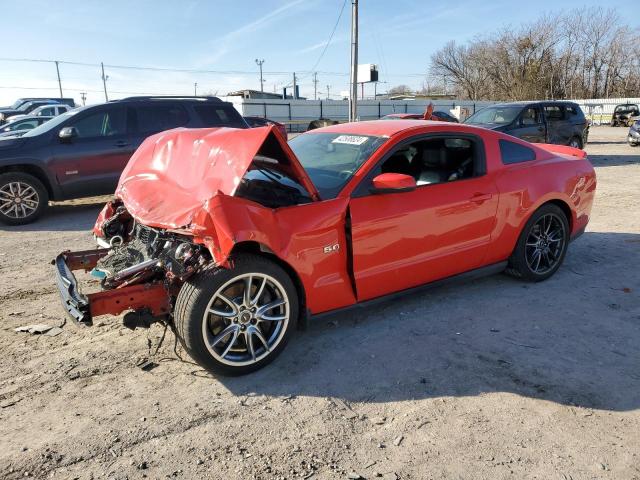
[565, 105, 584, 119]
[499, 140, 536, 164]
[135, 104, 189, 133]
[194, 105, 246, 128]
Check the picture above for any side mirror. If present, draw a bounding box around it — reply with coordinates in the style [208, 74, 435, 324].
[370, 173, 416, 194]
[59, 126, 78, 141]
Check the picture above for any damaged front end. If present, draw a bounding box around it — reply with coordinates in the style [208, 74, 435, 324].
[55, 206, 210, 327]
[54, 125, 318, 329]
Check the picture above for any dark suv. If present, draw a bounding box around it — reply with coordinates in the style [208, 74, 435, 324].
[464, 101, 589, 148]
[0, 96, 248, 225]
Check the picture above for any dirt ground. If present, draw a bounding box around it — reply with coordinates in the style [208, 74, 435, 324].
[0, 126, 638, 480]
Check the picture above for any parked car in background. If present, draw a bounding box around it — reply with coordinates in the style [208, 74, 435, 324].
[382, 111, 459, 122]
[244, 116, 287, 138]
[54, 120, 596, 375]
[611, 103, 640, 127]
[628, 120, 640, 146]
[0, 96, 248, 224]
[0, 99, 66, 124]
[7, 103, 73, 122]
[464, 101, 589, 148]
[0, 115, 53, 137]
[0, 97, 75, 110]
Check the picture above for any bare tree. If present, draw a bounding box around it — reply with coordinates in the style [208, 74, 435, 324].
[429, 7, 640, 100]
[387, 85, 413, 96]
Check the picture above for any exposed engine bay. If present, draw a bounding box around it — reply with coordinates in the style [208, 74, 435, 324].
[96, 204, 210, 291]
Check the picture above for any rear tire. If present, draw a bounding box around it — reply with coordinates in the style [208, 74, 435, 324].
[0, 172, 48, 225]
[174, 254, 298, 376]
[505, 204, 569, 282]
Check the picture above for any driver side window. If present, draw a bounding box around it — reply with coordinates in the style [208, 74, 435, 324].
[374, 136, 483, 187]
[68, 108, 126, 139]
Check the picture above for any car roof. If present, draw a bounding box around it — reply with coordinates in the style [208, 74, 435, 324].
[7, 115, 53, 122]
[488, 100, 579, 107]
[308, 119, 472, 137]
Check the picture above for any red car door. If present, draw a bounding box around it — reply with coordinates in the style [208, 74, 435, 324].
[348, 134, 499, 301]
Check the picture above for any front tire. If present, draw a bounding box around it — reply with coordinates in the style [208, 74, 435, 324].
[0, 172, 48, 225]
[568, 136, 583, 149]
[506, 204, 569, 282]
[174, 254, 298, 376]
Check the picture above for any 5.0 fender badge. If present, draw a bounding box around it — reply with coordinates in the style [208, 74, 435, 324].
[323, 244, 340, 254]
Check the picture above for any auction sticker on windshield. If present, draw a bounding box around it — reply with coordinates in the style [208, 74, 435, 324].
[332, 135, 369, 145]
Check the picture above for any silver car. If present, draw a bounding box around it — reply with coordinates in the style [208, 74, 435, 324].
[0, 115, 53, 138]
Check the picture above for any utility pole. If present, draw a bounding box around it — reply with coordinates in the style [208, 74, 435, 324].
[255, 59, 265, 92]
[292, 72, 297, 99]
[313, 72, 318, 100]
[54, 61, 63, 98]
[349, 0, 358, 122]
[326, 85, 330, 100]
[194, 82, 198, 96]
[80, 92, 87, 106]
[101, 62, 109, 101]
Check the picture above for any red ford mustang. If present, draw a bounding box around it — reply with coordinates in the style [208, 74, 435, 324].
[54, 120, 596, 375]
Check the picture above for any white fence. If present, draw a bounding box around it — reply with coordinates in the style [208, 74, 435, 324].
[569, 97, 640, 125]
[223, 96, 639, 131]
[223, 97, 496, 132]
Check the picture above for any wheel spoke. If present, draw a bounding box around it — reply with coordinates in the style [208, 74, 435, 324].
[213, 293, 239, 315]
[251, 277, 267, 306]
[250, 326, 270, 352]
[219, 327, 240, 359]
[246, 331, 256, 361]
[211, 324, 238, 347]
[256, 298, 285, 322]
[208, 306, 236, 318]
[243, 275, 253, 306]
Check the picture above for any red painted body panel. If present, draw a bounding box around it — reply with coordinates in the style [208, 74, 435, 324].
[350, 173, 499, 301]
[114, 125, 319, 230]
[92, 120, 596, 317]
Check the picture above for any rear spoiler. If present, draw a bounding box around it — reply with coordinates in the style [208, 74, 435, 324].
[536, 143, 587, 159]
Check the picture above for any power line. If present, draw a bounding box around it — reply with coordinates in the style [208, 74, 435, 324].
[0, 57, 432, 79]
[306, 0, 348, 76]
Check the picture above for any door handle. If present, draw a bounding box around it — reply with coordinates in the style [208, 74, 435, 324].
[470, 193, 492, 204]
[114, 140, 131, 148]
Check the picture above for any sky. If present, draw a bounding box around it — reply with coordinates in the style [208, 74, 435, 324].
[0, 0, 635, 106]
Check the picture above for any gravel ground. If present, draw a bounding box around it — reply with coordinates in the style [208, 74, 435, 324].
[0, 126, 638, 480]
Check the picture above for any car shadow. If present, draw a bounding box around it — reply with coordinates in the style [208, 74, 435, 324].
[206, 231, 640, 412]
[0, 197, 108, 233]
[587, 153, 640, 167]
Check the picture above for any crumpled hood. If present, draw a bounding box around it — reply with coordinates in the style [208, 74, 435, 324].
[115, 125, 318, 230]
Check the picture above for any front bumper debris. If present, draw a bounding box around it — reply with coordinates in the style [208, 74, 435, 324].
[53, 249, 171, 326]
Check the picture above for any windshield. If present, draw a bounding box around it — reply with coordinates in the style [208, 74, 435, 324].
[615, 105, 638, 113]
[288, 132, 386, 198]
[22, 108, 83, 137]
[10, 100, 25, 109]
[465, 106, 522, 125]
